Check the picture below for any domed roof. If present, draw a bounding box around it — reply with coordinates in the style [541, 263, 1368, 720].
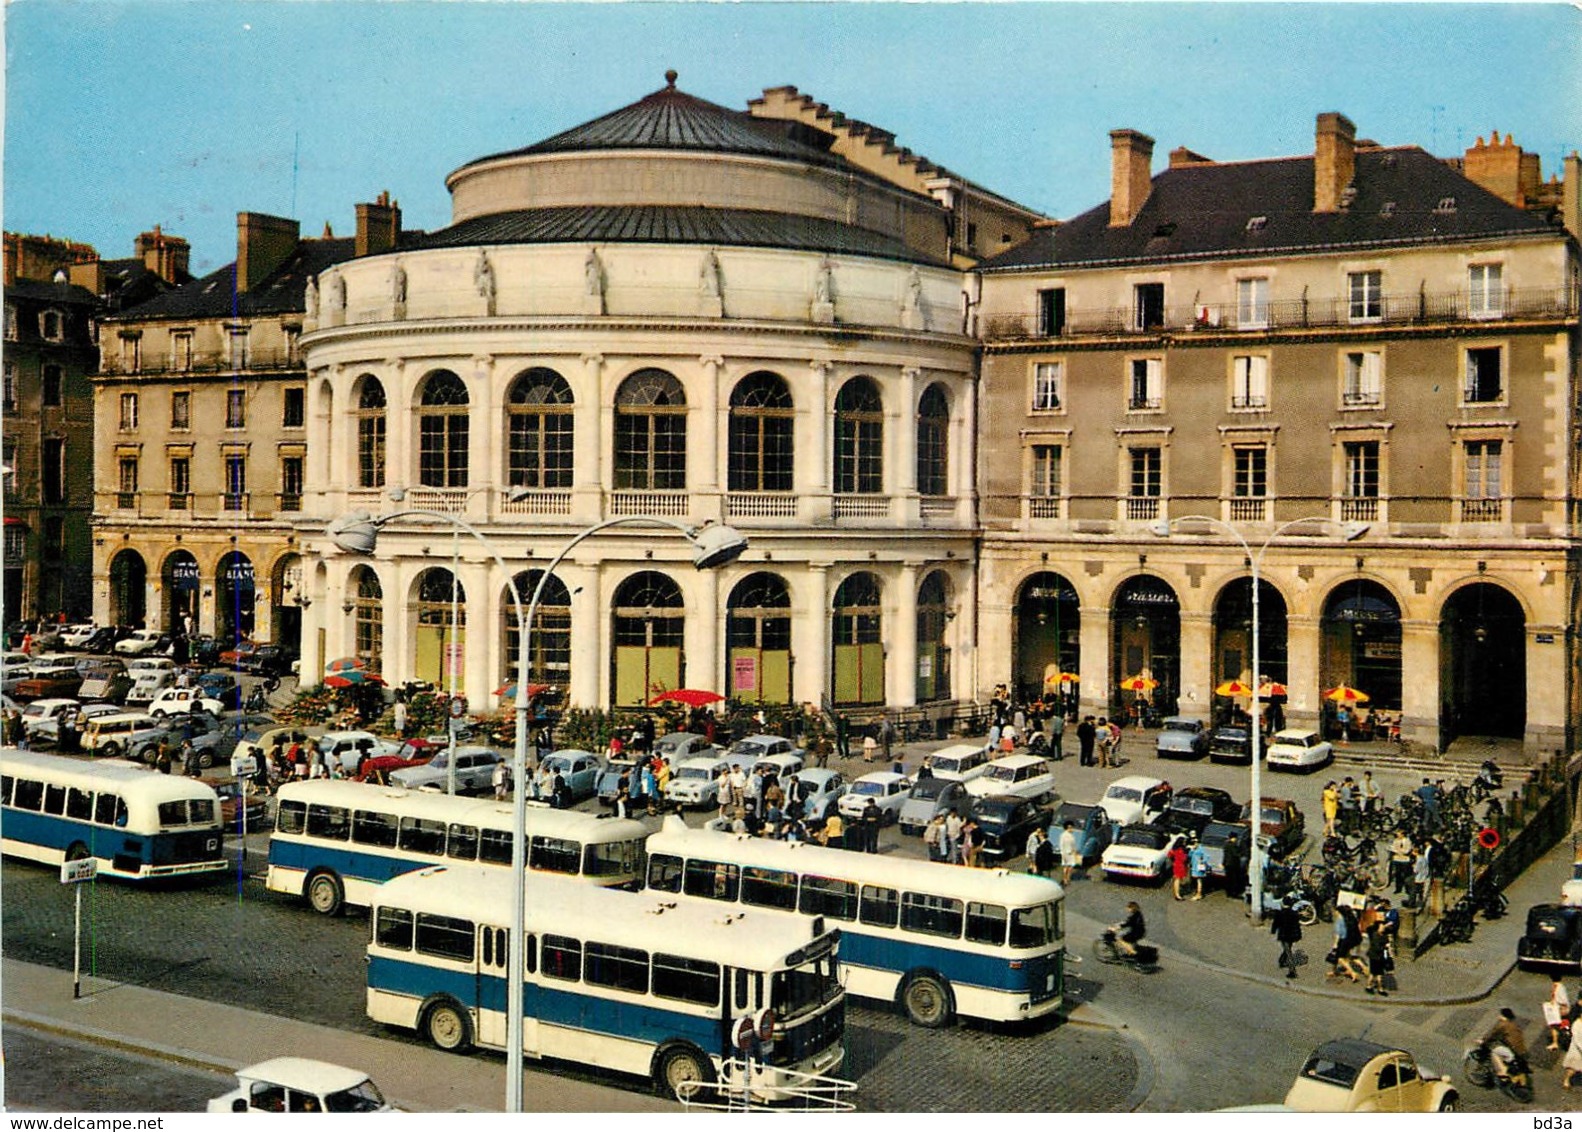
[458, 71, 842, 172]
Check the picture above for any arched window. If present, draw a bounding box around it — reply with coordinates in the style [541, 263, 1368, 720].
[832, 571, 884, 705]
[916, 383, 950, 496]
[412, 567, 465, 688]
[355, 377, 386, 489]
[417, 370, 469, 488]
[916, 570, 951, 702]
[352, 566, 383, 671]
[728, 372, 794, 492]
[502, 571, 571, 689]
[834, 377, 883, 494]
[612, 571, 686, 706]
[614, 369, 686, 491]
[506, 369, 574, 489]
[727, 572, 793, 703]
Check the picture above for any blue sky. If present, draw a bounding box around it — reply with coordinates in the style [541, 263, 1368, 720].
[5, 1, 1579, 275]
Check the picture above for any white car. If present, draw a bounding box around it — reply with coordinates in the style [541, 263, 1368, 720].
[964, 753, 1058, 802]
[665, 755, 731, 809]
[1099, 775, 1173, 826]
[316, 729, 402, 773]
[1100, 823, 1186, 882]
[207, 1057, 394, 1113]
[389, 745, 502, 793]
[147, 686, 223, 718]
[1266, 729, 1334, 772]
[1562, 860, 1582, 907]
[731, 734, 804, 779]
[59, 622, 98, 648]
[21, 697, 81, 740]
[924, 742, 993, 783]
[113, 628, 167, 656]
[784, 767, 848, 823]
[124, 657, 178, 704]
[653, 731, 719, 763]
[837, 770, 911, 823]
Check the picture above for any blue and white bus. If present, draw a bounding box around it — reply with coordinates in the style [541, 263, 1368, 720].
[0, 748, 226, 880]
[366, 866, 847, 1102]
[267, 780, 648, 915]
[644, 818, 1064, 1027]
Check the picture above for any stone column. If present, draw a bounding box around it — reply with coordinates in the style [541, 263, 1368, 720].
[383, 558, 412, 691]
[566, 562, 601, 711]
[1399, 618, 1440, 748]
[895, 366, 920, 526]
[802, 361, 831, 523]
[1077, 605, 1112, 719]
[1285, 614, 1323, 729]
[1178, 610, 1215, 718]
[573, 354, 604, 523]
[795, 564, 831, 707]
[470, 355, 496, 519]
[461, 556, 490, 711]
[694, 355, 723, 522]
[690, 567, 722, 696]
[891, 562, 920, 708]
[385, 359, 410, 491]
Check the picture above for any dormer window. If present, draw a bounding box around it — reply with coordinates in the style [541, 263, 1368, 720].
[1435, 196, 1457, 214]
[1245, 216, 1267, 232]
[1379, 202, 1397, 218]
[39, 310, 64, 341]
[1152, 222, 1177, 239]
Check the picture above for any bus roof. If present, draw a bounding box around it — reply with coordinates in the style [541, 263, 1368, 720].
[374, 865, 832, 969]
[274, 779, 648, 840]
[649, 816, 1064, 906]
[0, 747, 221, 804]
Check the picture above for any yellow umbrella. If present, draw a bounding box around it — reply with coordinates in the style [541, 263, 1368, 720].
[1325, 684, 1370, 705]
[1118, 675, 1159, 692]
[1214, 679, 1255, 697]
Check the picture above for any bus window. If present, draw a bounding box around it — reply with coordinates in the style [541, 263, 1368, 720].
[859, 884, 899, 928]
[480, 926, 507, 970]
[446, 823, 479, 861]
[741, 866, 797, 911]
[306, 804, 349, 840]
[529, 836, 580, 875]
[542, 934, 582, 981]
[683, 859, 739, 902]
[93, 792, 120, 826]
[800, 875, 858, 922]
[414, 913, 475, 962]
[478, 828, 512, 865]
[653, 954, 720, 1006]
[902, 892, 964, 939]
[44, 784, 67, 816]
[157, 800, 192, 826]
[65, 787, 93, 821]
[734, 968, 749, 1010]
[188, 799, 217, 825]
[1010, 901, 1059, 949]
[525, 933, 537, 975]
[585, 942, 649, 993]
[276, 799, 307, 834]
[12, 778, 43, 811]
[375, 907, 413, 950]
[965, 901, 1008, 946]
[648, 853, 684, 893]
[353, 810, 398, 849]
[398, 816, 446, 857]
[0, 774, 12, 805]
[583, 839, 640, 879]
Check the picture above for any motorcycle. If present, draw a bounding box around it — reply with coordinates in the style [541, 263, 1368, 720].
[1469, 877, 1509, 920]
[1463, 1042, 1533, 1102]
[1438, 897, 1478, 944]
[1472, 760, 1504, 801]
[1093, 928, 1159, 970]
[244, 686, 270, 713]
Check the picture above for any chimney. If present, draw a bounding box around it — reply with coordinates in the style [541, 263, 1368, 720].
[68, 260, 105, 295]
[1462, 131, 1544, 209]
[1168, 147, 1214, 169]
[1109, 129, 1155, 227]
[355, 191, 402, 257]
[1564, 152, 1581, 243]
[133, 225, 190, 283]
[1314, 112, 1356, 213]
[236, 212, 300, 293]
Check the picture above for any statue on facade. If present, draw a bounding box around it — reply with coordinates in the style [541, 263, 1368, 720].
[303, 275, 318, 320]
[813, 257, 833, 304]
[584, 247, 604, 297]
[474, 250, 496, 315]
[699, 249, 721, 298]
[391, 260, 407, 307]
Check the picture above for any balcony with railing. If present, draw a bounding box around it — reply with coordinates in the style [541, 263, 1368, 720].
[222, 492, 250, 512]
[1227, 497, 1266, 522]
[833, 495, 892, 520]
[1459, 497, 1505, 523]
[167, 492, 191, 511]
[1026, 495, 1063, 520]
[727, 492, 797, 519]
[99, 346, 301, 377]
[1124, 497, 1160, 521]
[116, 492, 137, 510]
[983, 284, 1579, 342]
[609, 491, 689, 517]
[278, 493, 302, 513]
[500, 489, 572, 516]
[1339, 497, 1379, 522]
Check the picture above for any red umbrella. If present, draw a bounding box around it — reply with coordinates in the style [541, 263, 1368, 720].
[325, 657, 368, 674]
[648, 688, 726, 707]
[1258, 680, 1288, 699]
[325, 671, 385, 688]
[495, 681, 551, 699]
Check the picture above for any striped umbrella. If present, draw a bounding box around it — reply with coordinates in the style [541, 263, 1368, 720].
[1324, 683, 1370, 705]
[325, 657, 369, 675]
[325, 670, 385, 688]
[1214, 679, 1255, 698]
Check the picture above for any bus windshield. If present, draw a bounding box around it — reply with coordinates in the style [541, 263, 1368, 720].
[771, 952, 842, 1020]
[1009, 901, 1059, 949]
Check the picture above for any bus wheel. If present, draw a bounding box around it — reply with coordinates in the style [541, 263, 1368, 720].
[306, 871, 344, 916]
[655, 1043, 714, 1100]
[901, 973, 954, 1028]
[423, 999, 473, 1052]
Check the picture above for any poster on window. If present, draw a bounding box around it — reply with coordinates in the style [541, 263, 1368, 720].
[447, 642, 464, 677]
[733, 655, 758, 692]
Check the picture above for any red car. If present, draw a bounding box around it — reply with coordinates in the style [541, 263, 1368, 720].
[355, 738, 439, 784]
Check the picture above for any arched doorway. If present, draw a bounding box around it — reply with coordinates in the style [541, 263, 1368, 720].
[502, 571, 571, 691]
[726, 573, 792, 704]
[1014, 571, 1079, 709]
[612, 571, 685, 707]
[272, 554, 305, 652]
[1212, 577, 1288, 723]
[161, 550, 200, 635]
[1112, 575, 1180, 718]
[109, 549, 147, 627]
[350, 566, 384, 673]
[1321, 579, 1402, 730]
[832, 572, 884, 706]
[215, 551, 255, 642]
[411, 567, 464, 690]
[1440, 582, 1525, 742]
[916, 570, 952, 704]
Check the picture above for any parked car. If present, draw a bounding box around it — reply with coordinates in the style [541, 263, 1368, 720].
[1243, 796, 1307, 859]
[12, 655, 84, 700]
[0, 650, 33, 693]
[837, 770, 911, 823]
[1100, 823, 1187, 883]
[1050, 801, 1114, 865]
[1197, 819, 1254, 880]
[1516, 903, 1582, 974]
[241, 644, 297, 677]
[389, 745, 502, 794]
[538, 749, 604, 802]
[20, 697, 81, 744]
[1155, 785, 1240, 838]
[1563, 860, 1582, 907]
[80, 627, 125, 654]
[147, 686, 224, 718]
[784, 767, 847, 825]
[1208, 723, 1256, 764]
[1155, 716, 1209, 759]
[1266, 728, 1334, 772]
[665, 755, 731, 810]
[1283, 1039, 1456, 1112]
[188, 635, 225, 667]
[924, 743, 992, 783]
[195, 671, 247, 711]
[355, 741, 439, 784]
[596, 756, 641, 805]
[729, 734, 803, 769]
[199, 770, 270, 829]
[58, 622, 98, 649]
[652, 731, 719, 763]
[964, 753, 1057, 803]
[971, 795, 1052, 862]
[218, 640, 260, 668]
[124, 657, 178, 704]
[79, 711, 164, 759]
[897, 776, 972, 836]
[317, 729, 403, 774]
[76, 657, 131, 703]
[114, 628, 169, 657]
[231, 724, 314, 769]
[207, 1057, 394, 1113]
[1099, 775, 1173, 827]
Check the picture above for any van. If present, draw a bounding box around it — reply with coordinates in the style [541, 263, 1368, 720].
[125, 658, 178, 705]
[924, 743, 992, 783]
[316, 730, 399, 774]
[80, 711, 164, 759]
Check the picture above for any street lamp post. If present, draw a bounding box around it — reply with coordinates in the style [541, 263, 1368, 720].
[1151, 515, 1367, 924]
[327, 508, 746, 1113]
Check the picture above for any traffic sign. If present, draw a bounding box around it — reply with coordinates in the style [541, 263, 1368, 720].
[231, 754, 259, 778]
[731, 1014, 756, 1051]
[60, 858, 97, 884]
[1477, 826, 1501, 850]
[448, 694, 468, 719]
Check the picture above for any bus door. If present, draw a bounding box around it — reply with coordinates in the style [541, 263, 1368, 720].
[480, 927, 540, 1056]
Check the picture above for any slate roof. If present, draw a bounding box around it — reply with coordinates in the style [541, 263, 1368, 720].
[981, 147, 1560, 273]
[3, 277, 100, 307]
[106, 238, 358, 322]
[415, 204, 943, 265]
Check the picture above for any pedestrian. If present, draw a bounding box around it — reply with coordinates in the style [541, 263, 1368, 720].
[916, 756, 934, 781]
[1031, 828, 1057, 877]
[1564, 1030, 1582, 1090]
[1337, 776, 1360, 833]
[1416, 777, 1441, 832]
[1077, 716, 1097, 766]
[1169, 839, 1190, 900]
[1426, 834, 1449, 917]
[1188, 838, 1210, 900]
[1049, 710, 1065, 760]
[881, 717, 895, 763]
[181, 740, 200, 777]
[715, 767, 732, 820]
[862, 731, 878, 763]
[1545, 976, 1571, 1049]
[1321, 780, 1340, 837]
[835, 713, 850, 761]
[819, 811, 844, 848]
[1389, 828, 1415, 894]
[1336, 703, 1351, 743]
[1364, 921, 1390, 996]
[959, 819, 981, 867]
[1409, 838, 1431, 910]
[729, 763, 748, 814]
[493, 759, 509, 800]
[1096, 717, 1113, 768]
[943, 809, 963, 864]
[860, 798, 883, 853]
[1271, 894, 1304, 979]
[1361, 770, 1381, 816]
[156, 739, 173, 775]
[393, 695, 408, 739]
[923, 813, 947, 862]
[1222, 833, 1247, 900]
[1328, 906, 1364, 983]
[1058, 821, 1080, 885]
